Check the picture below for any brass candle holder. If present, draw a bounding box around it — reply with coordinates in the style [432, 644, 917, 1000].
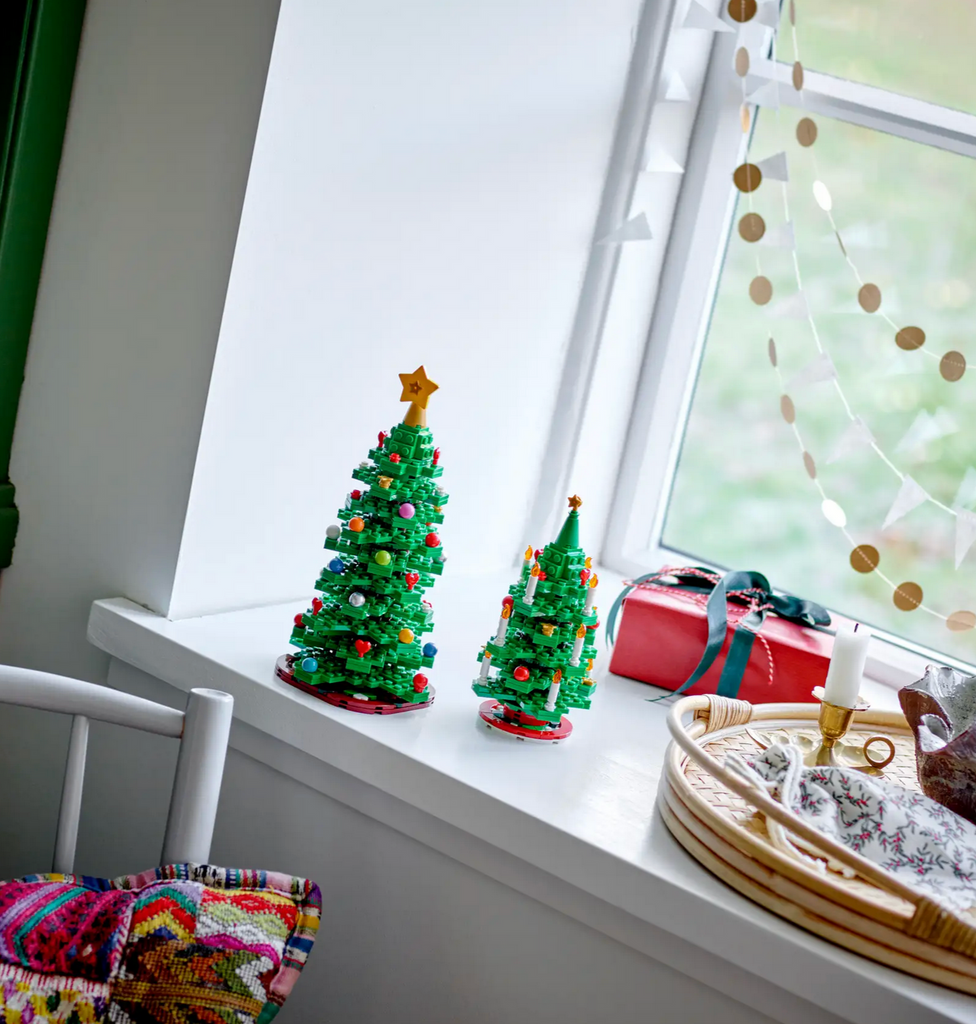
[748, 687, 896, 774]
[804, 687, 896, 773]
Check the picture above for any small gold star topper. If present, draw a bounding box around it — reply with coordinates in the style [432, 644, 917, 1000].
[399, 366, 439, 426]
[567, 494, 583, 511]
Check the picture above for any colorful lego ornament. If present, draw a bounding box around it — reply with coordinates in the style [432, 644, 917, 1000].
[473, 495, 599, 742]
[277, 367, 448, 714]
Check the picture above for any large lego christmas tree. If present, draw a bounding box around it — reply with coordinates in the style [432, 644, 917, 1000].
[473, 496, 599, 741]
[277, 367, 448, 713]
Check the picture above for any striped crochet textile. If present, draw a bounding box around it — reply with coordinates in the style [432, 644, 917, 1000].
[0, 864, 320, 1023]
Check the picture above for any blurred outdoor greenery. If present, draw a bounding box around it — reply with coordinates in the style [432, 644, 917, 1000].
[663, 0, 976, 662]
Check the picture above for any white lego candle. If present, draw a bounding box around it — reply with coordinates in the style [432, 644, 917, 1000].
[522, 546, 533, 574]
[524, 563, 541, 605]
[495, 602, 512, 645]
[569, 624, 586, 667]
[479, 651, 491, 680]
[544, 669, 563, 713]
[583, 574, 598, 614]
[823, 623, 870, 709]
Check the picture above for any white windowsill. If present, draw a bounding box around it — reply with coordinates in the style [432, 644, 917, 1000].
[87, 571, 973, 1024]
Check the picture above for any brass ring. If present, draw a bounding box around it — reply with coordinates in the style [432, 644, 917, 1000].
[863, 735, 896, 769]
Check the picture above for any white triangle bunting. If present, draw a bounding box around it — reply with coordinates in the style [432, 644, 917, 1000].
[744, 79, 780, 108]
[682, 0, 734, 32]
[644, 143, 684, 173]
[759, 220, 795, 249]
[754, 0, 780, 26]
[953, 466, 976, 510]
[597, 212, 652, 244]
[882, 475, 929, 530]
[663, 71, 691, 102]
[785, 352, 836, 390]
[767, 290, 809, 320]
[955, 509, 976, 568]
[895, 408, 958, 455]
[755, 151, 789, 182]
[827, 417, 874, 464]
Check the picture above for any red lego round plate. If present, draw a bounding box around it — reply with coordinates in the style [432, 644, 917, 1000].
[477, 700, 572, 741]
[275, 654, 435, 714]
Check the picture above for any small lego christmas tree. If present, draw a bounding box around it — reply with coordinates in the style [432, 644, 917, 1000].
[276, 367, 448, 713]
[473, 496, 599, 741]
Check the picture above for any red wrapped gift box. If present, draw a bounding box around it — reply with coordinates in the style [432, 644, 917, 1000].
[608, 577, 837, 704]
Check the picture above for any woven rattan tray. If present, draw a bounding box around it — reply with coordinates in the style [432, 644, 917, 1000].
[662, 694, 976, 994]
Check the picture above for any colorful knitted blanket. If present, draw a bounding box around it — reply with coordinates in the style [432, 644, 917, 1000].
[0, 864, 320, 1023]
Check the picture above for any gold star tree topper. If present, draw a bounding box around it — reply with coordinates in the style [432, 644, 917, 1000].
[399, 366, 439, 426]
[567, 494, 583, 511]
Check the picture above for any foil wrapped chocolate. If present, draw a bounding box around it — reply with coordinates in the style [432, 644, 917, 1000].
[899, 666, 976, 825]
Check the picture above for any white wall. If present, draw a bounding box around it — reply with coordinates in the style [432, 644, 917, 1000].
[167, 0, 647, 619]
[0, 0, 280, 681]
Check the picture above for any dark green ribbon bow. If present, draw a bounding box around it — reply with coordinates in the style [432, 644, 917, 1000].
[606, 568, 831, 701]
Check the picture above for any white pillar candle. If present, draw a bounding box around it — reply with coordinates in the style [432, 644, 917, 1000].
[495, 605, 511, 645]
[569, 625, 586, 667]
[823, 623, 870, 708]
[524, 563, 541, 605]
[479, 651, 491, 680]
[545, 670, 563, 712]
[522, 546, 533, 575]
[583, 574, 598, 615]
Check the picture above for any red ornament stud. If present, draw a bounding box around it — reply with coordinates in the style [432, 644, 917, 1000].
[354, 639, 372, 657]
[378, 431, 388, 447]
[501, 595, 514, 608]
[534, 548, 543, 561]
[538, 571, 547, 581]
[389, 453, 401, 463]
[580, 569, 591, 584]
[405, 571, 420, 591]
[413, 672, 428, 693]
[311, 597, 323, 613]
[293, 613, 305, 627]
[433, 447, 441, 465]
[425, 532, 440, 548]
[513, 666, 530, 682]
[351, 489, 362, 500]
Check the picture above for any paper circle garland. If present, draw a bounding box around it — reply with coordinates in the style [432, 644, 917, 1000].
[733, 163, 762, 193]
[896, 326, 925, 350]
[374, 550, 392, 565]
[940, 350, 966, 382]
[398, 502, 416, 519]
[792, 61, 804, 91]
[738, 212, 765, 242]
[947, 610, 976, 632]
[821, 499, 847, 528]
[325, 524, 341, 540]
[734, 47, 750, 77]
[812, 180, 832, 211]
[349, 517, 365, 532]
[398, 628, 414, 644]
[727, 0, 757, 22]
[796, 117, 818, 147]
[348, 592, 365, 607]
[802, 452, 816, 479]
[858, 283, 881, 313]
[749, 276, 773, 305]
[850, 544, 880, 573]
[767, 337, 777, 367]
[780, 395, 796, 424]
[893, 582, 923, 612]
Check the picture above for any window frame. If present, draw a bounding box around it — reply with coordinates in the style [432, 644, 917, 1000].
[600, 26, 976, 679]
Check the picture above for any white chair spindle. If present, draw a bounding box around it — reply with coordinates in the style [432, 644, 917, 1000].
[161, 688, 234, 866]
[53, 714, 89, 875]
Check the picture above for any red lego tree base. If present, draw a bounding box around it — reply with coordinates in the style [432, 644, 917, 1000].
[275, 654, 435, 715]
[477, 700, 572, 742]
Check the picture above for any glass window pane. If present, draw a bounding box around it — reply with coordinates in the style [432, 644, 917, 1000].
[779, 0, 976, 114]
[663, 106, 976, 663]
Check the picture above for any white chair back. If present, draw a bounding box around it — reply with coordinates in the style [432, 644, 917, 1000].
[0, 664, 233, 874]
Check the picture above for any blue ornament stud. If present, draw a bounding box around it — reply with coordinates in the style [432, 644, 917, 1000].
[422, 642, 438, 658]
[328, 557, 345, 574]
[301, 657, 319, 673]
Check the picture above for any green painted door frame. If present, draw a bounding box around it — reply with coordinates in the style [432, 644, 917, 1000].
[0, 0, 87, 567]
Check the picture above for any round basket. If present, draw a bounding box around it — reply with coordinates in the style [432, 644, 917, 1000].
[663, 694, 976, 994]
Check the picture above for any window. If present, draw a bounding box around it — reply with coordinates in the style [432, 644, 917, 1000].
[606, 3, 976, 669]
